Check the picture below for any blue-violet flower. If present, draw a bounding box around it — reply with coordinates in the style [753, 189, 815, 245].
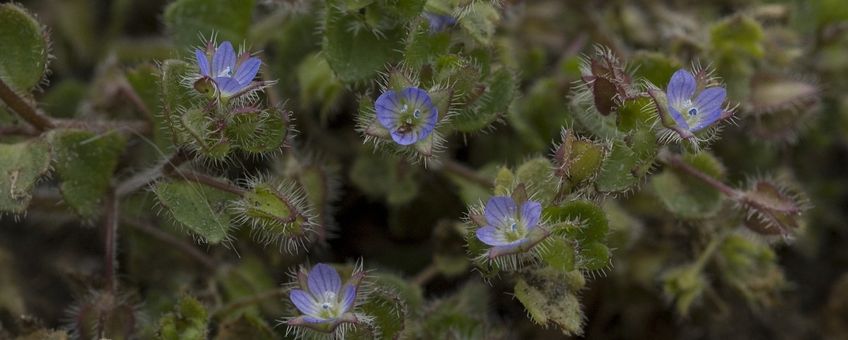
[195, 41, 261, 97]
[289, 263, 357, 325]
[423, 12, 457, 33]
[666, 68, 727, 133]
[475, 196, 542, 248]
[375, 87, 438, 146]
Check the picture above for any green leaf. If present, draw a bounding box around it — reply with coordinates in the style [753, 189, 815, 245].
[630, 51, 680, 87]
[651, 151, 724, 219]
[514, 268, 584, 336]
[0, 3, 49, 92]
[459, 2, 500, 45]
[539, 236, 576, 273]
[405, 21, 452, 68]
[595, 129, 656, 193]
[297, 54, 344, 123]
[157, 296, 209, 340]
[49, 129, 126, 218]
[357, 287, 407, 339]
[153, 180, 238, 243]
[127, 64, 175, 151]
[160, 60, 196, 145]
[515, 157, 557, 203]
[710, 15, 764, 60]
[0, 138, 51, 214]
[42, 79, 86, 118]
[545, 200, 609, 243]
[452, 68, 517, 133]
[323, 4, 405, 83]
[164, 0, 255, 48]
[579, 241, 611, 271]
[350, 152, 420, 205]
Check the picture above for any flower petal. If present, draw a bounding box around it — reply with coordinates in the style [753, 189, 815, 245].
[476, 226, 509, 246]
[214, 76, 242, 95]
[212, 41, 236, 78]
[484, 196, 517, 228]
[521, 201, 542, 229]
[390, 130, 418, 145]
[339, 284, 356, 313]
[691, 87, 727, 131]
[667, 105, 690, 131]
[666, 69, 696, 105]
[404, 87, 439, 141]
[375, 90, 401, 130]
[290, 289, 320, 316]
[234, 57, 261, 85]
[195, 49, 210, 76]
[308, 263, 342, 296]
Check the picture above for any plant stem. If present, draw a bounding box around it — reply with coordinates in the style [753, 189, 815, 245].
[0, 78, 56, 131]
[411, 262, 440, 287]
[122, 218, 217, 270]
[116, 149, 190, 197]
[167, 168, 247, 196]
[210, 288, 287, 319]
[54, 118, 151, 136]
[103, 188, 119, 294]
[438, 159, 493, 188]
[661, 152, 741, 199]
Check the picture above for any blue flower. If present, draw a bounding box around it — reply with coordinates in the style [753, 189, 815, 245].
[375, 87, 438, 145]
[289, 264, 357, 325]
[195, 41, 261, 97]
[475, 196, 542, 248]
[423, 12, 457, 33]
[666, 69, 727, 132]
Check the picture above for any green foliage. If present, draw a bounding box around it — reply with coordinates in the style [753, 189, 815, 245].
[153, 180, 238, 244]
[652, 151, 725, 219]
[225, 108, 288, 154]
[49, 129, 126, 218]
[451, 68, 517, 133]
[297, 54, 344, 122]
[0, 138, 51, 214]
[595, 129, 657, 193]
[164, 0, 256, 47]
[514, 267, 585, 335]
[355, 287, 407, 339]
[0, 3, 49, 92]
[322, 2, 406, 83]
[350, 151, 420, 205]
[157, 296, 209, 340]
[214, 314, 275, 340]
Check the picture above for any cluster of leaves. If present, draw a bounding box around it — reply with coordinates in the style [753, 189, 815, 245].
[2, 0, 847, 339]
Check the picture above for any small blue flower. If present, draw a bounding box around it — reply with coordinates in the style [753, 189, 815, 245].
[195, 41, 261, 96]
[423, 12, 457, 33]
[289, 264, 357, 324]
[475, 196, 542, 248]
[666, 69, 727, 132]
[375, 87, 438, 145]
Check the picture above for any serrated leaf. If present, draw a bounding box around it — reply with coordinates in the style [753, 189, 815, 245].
[323, 5, 405, 83]
[0, 138, 51, 214]
[579, 241, 610, 271]
[49, 129, 126, 218]
[0, 3, 49, 92]
[153, 180, 237, 243]
[157, 296, 209, 340]
[539, 236, 576, 273]
[164, 0, 255, 48]
[544, 200, 609, 243]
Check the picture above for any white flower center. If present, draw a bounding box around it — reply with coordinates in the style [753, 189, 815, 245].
[217, 66, 232, 78]
[502, 217, 528, 242]
[314, 291, 342, 319]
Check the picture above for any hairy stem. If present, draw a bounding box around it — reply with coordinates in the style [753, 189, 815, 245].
[167, 168, 247, 196]
[438, 159, 493, 188]
[116, 149, 190, 197]
[103, 188, 119, 294]
[411, 262, 440, 287]
[210, 288, 287, 319]
[661, 152, 741, 199]
[0, 78, 56, 131]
